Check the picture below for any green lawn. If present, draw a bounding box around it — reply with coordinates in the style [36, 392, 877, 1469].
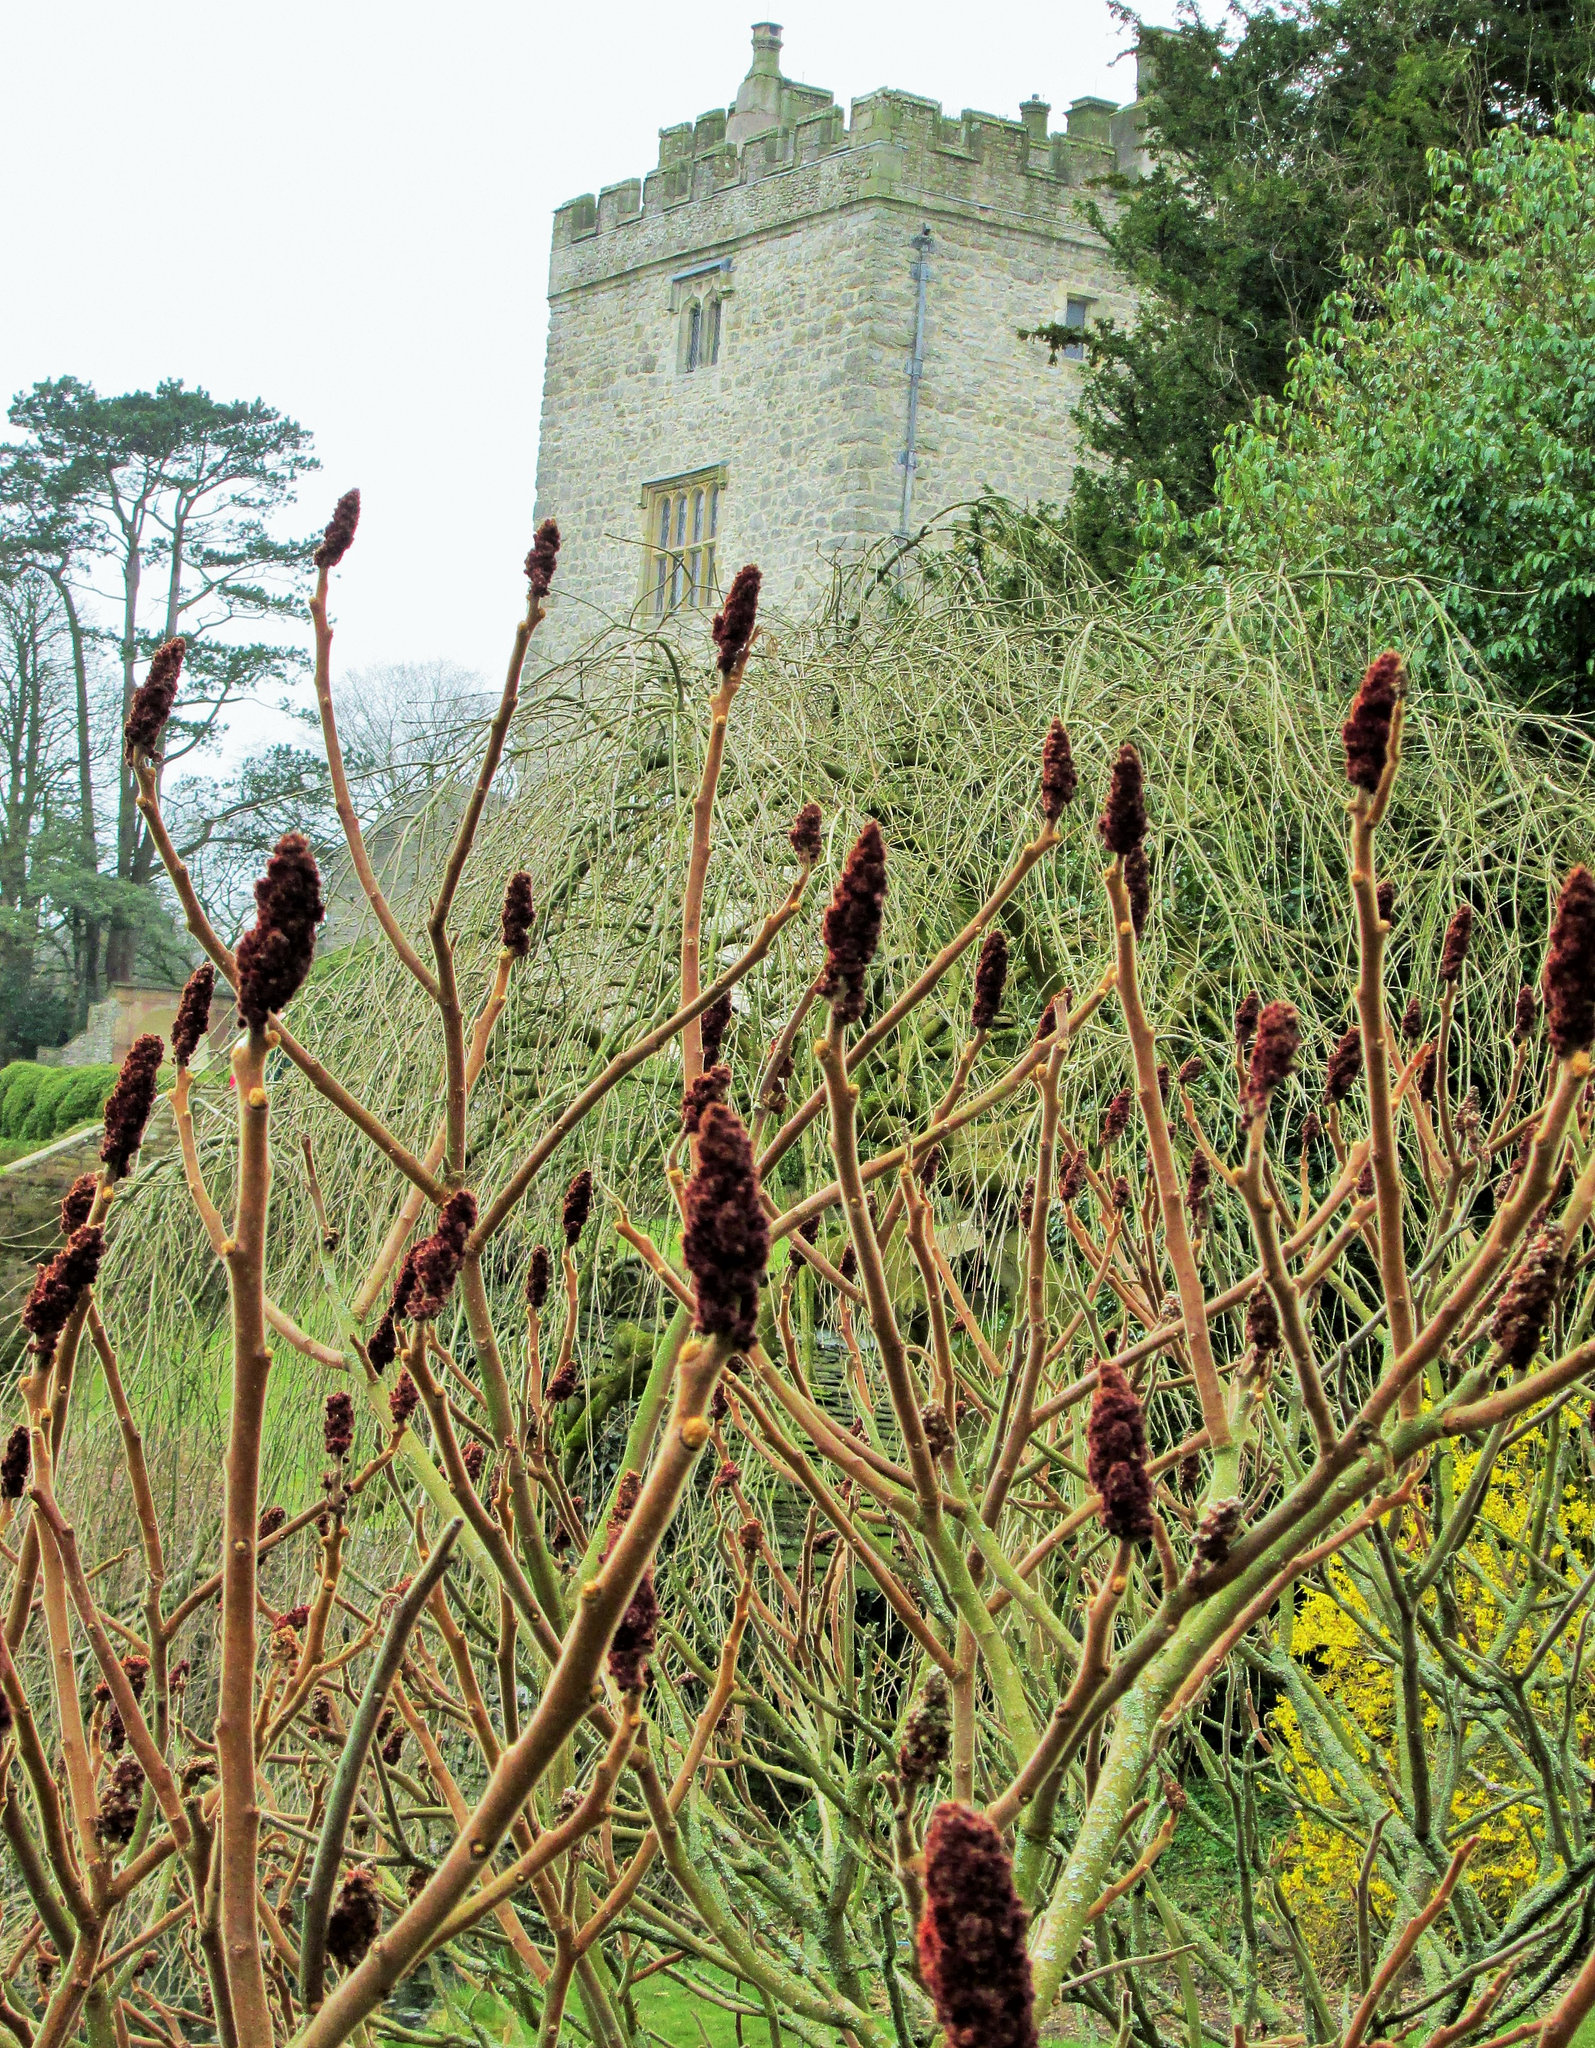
[631, 1972, 752, 2047]
[390, 1950, 1595, 2046]
[406, 1967, 756, 2045]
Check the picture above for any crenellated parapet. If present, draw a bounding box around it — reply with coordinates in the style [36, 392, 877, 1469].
[550, 23, 1145, 281]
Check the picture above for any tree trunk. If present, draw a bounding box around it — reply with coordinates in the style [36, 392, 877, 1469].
[106, 539, 143, 988]
[48, 573, 102, 1022]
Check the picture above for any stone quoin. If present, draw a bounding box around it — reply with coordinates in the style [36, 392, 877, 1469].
[532, 23, 1144, 654]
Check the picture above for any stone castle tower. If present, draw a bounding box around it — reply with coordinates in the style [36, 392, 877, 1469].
[532, 23, 1142, 652]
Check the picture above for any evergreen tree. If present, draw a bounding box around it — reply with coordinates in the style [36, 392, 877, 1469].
[1037, 0, 1595, 578]
[2, 377, 318, 986]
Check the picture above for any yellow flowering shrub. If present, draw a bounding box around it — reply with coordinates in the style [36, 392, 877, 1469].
[1273, 1413, 1595, 1964]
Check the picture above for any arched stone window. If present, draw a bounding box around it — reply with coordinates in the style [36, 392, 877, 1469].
[671, 259, 731, 372]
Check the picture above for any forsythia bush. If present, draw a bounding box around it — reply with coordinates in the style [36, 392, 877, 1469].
[1278, 1424, 1595, 1955]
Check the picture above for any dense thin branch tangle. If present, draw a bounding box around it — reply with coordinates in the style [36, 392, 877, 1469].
[1, 502, 1592, 2048]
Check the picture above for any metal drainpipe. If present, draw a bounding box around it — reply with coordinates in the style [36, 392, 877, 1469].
[897, 224, 933, 538]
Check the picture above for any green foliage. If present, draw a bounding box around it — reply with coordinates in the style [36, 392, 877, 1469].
[0, 372, 320, 1002]
[1046, 0, 1595, 577]
[0, 1058, 114, 1145]
[1143, 120, 1595, 716]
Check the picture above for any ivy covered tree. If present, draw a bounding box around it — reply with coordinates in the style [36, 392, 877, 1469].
[1037, 0, 1595, 579]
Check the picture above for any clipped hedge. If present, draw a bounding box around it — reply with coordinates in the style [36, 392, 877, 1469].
[0, 1061, 116, 1147]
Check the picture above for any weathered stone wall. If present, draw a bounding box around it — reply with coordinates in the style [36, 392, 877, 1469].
[535, 194, 895, 647]
[531, 27, 1140, 662]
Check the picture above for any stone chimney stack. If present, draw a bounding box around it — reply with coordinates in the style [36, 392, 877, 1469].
[727, 22, 786, 145]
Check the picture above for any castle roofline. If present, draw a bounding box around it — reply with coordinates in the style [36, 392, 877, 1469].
[551, 22, 1146, 250]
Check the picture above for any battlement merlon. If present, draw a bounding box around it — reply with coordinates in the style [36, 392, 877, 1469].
[549, 23, 1147, 272]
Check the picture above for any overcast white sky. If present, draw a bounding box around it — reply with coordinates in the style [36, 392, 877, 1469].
[3, 0, 1163, 720]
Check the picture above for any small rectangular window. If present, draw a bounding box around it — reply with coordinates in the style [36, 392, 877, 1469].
[642, 468, 724, 617]
[1061, 295, 1091, 361]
